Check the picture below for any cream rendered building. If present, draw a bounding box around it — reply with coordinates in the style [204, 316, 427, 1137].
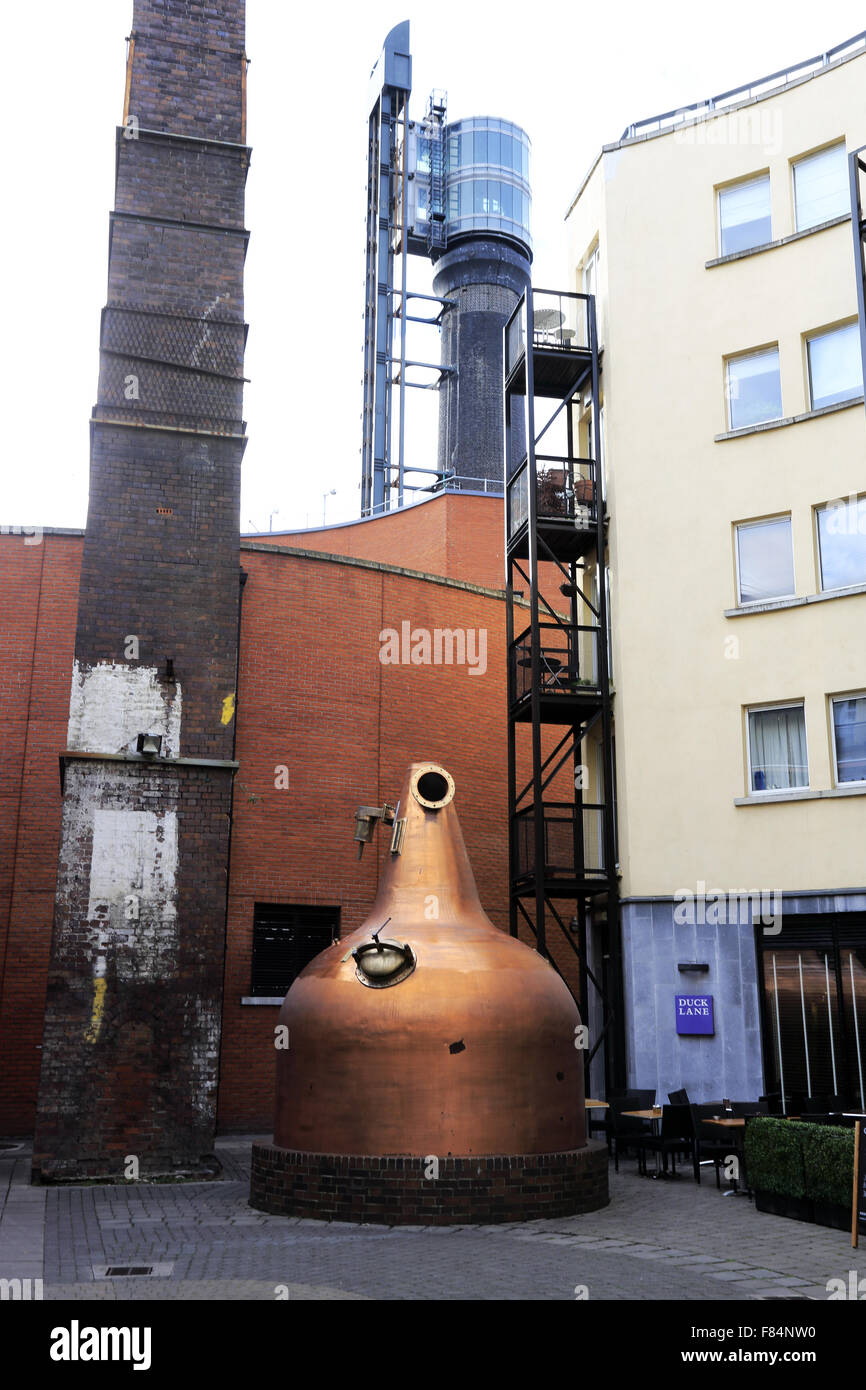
[566, 34, 866, 1106]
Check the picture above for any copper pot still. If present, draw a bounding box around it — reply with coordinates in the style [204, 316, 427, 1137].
[274, 762, 585, 1155]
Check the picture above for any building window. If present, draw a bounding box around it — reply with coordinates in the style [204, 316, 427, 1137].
[747, 703, 808, 793]
[727, 347, 782, 430]
[735, 516, 795, 604]
[759, 919, 866, 1112]
[831, 695, 866, 785]
[793, 143, 850, 232]
[807, 322, 863, 410]
[250, 903, 340, 997]
[582, 244, 599, 298]
[816, 497, 866, 590]
[718, 174, 771, 255]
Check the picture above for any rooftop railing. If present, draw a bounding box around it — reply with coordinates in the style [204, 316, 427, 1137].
[621, 30, 866, 142]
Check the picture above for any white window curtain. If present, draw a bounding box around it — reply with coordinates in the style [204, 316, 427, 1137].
[749, 706, 808, 791]
[737, 517, 794, 603]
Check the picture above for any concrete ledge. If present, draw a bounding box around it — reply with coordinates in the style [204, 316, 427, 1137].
[714, 395, 864, 442]
[724, 581, 866, 616]
[705, 214, 850, 267]
[249, 1141, 610, 1225]
[735, 785, 866, 806]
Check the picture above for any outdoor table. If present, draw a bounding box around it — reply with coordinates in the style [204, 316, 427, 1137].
[706, 1117, 752, 1195]
[584, 1099, 609, 1108]
[623, 1107, 664, 1177]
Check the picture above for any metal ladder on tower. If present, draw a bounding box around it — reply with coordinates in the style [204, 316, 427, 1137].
[426, 90, 447, 256]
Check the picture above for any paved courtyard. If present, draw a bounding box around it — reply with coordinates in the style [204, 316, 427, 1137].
[1, 1137, 864, 1301]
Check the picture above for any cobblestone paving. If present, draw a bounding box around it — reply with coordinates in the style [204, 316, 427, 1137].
[1, 1137, 863, 1301]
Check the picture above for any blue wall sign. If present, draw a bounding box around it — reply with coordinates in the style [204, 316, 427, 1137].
[675, 994, 714, 1035]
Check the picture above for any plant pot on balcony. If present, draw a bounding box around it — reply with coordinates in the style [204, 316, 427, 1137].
[574, 477, 594, 505]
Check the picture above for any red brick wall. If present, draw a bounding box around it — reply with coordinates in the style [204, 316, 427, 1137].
[255, 493, 506, 592]
[0, 534, 82, 1133]
[0, 527, 580, 1137]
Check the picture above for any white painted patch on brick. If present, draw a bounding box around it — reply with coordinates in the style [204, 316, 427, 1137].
[67, 661, 182, 757]
[189, 996, 222, 1121]
[87, 808, 179, 981]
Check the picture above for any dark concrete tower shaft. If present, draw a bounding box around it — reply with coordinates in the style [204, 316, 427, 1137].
[33, 0, 249, 1179]
[433, 239, 531, 486]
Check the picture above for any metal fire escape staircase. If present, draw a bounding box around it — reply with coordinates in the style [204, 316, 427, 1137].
[503, 289, 625, 1097]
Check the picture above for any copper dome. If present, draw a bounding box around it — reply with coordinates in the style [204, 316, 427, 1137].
[274, 762, 585, 1156]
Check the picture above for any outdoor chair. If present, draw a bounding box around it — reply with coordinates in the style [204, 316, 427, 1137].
[731, 1100, 768, 1116]
[608, 1092, 656, 1172]
[634, 1104, 694, 1178]
[690, 1103, 734, 1188]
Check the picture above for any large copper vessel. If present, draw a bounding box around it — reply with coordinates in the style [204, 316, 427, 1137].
[274, 762, 585, 1155]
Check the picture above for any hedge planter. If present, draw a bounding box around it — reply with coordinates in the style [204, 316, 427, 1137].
[745, 1117, 855, 1228]
[754, 1190, 813, 1223]
[801, 1124, 855, 1208]
[812, 1201, 852, 1232]
[744, 1117, 807, 1199]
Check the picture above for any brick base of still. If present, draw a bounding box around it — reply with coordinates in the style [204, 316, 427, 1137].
[249, 1141, 609, 1224]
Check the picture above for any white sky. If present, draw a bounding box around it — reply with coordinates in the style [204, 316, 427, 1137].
[3, 1, 864, 533]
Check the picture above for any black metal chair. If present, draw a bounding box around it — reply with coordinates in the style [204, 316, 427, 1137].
[732, 1100, 768, 1116]
[635, 1104, 694, 1178]
[608, 1092, 657, 1172]
[690, 1103, 734, 1187]
[668, 1087, 690, 1106]
[593, 1088, 655, 1152]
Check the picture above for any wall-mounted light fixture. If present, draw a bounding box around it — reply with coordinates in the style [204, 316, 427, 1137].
[677, 962, 710, 974]
[137, 733, 163, 758]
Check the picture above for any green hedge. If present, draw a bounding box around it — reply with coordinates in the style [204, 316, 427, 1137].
[802, 1125, 855, 1207]
[744, 1117, 854, 1204]
[744, 1117, 806, 1198]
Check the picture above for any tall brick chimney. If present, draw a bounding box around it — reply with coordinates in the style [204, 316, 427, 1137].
[33, 0, 249, 1179]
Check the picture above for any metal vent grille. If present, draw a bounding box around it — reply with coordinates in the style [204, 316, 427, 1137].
[251, 904, 340, 997]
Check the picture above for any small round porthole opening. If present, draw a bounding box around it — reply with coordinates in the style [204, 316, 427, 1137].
[411, 764, 455, 810]
[353, 939, 416, 989]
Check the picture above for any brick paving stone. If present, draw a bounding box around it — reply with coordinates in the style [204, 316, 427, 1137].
[2, 1138, 865, 1301]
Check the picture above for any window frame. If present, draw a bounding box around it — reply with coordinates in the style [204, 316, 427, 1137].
[830, 692, 866, 788]
[250, 902, 341, 997]
[805, 320, 863, 411]
[792, 140, 849, 234]
[815, 494, 866, 593]
[716, 171, 772, 257]
[725, 345, 783, 431]
[734, 514, 796, 607]
[582, 243, 599, 298]
[745, 700, 809, 796]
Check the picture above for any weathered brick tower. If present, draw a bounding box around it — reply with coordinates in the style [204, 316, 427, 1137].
[33, 0, 249, 1179]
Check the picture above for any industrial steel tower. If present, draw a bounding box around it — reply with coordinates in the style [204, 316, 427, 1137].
[361, 23, 532, 513]
[34, 0, 249, 1179]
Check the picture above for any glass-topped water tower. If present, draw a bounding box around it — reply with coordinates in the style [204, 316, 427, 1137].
[361, 22, 532, 513]
[433, 117, 532, 489]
